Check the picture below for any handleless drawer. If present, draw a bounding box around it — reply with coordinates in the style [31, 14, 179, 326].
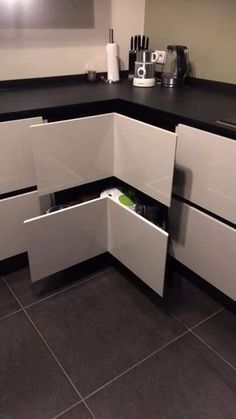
[174, 124, 236, 223]
[24, 197, 168, 297]
[114, 114, 177, 207]
[0, 191, 40, 260]
[0, 117, 42, 195]
[31, 113, 177, 208]
[169, 199, 236, 300]
[31, 114, 114, 196]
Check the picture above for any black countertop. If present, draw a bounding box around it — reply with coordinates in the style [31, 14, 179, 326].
[0, 78, 236, 140]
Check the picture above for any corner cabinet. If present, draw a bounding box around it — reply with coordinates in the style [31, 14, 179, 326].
[24, 113, 177, 297]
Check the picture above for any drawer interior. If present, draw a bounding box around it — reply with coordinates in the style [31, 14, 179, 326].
[42, 177, 168, 232]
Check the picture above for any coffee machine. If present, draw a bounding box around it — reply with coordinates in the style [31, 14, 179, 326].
[161, 45, 188, 87]
[133, 50, 158, 87]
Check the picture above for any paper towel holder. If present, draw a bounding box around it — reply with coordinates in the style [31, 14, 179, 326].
[103, 28, 121, 84]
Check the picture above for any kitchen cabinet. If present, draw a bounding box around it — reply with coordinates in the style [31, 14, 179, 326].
[24, 113, 177, 297]
[0, 117, 42, 195]
[24, 198, 108, 282]
[114, 114, 176, 206]
[30, 113, 176, 205]
[0, 192, 40, 261]
[31, 114, 114, 196]
[174, 124, 236, 224]
[169, 199, 236, 300]
[24, 197, 168, 296]
[170, 125, 236, 301]
[0, 118, 41, 262]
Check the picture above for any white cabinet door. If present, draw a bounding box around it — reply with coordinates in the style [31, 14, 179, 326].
[0, 117, 42, 195]
[114, 114, 177, 207]
[169, 199, 236, 301]
[0, 191, 40, 260]
[31, 114, 114, 196]
[24, 198, 108, 282]
[174, 124, 236, 224]
[108, 198, 168, 296]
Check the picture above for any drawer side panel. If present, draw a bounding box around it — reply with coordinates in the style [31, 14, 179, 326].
[108, 198, 168, 297]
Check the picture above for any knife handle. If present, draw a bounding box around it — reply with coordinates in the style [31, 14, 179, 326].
[130, 36, 134, 51]
[137, 35, 141, 50]
[128, 51, 136, 78]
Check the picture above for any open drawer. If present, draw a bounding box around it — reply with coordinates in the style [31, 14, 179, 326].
[31, 113, 177, 207]
[24, 197, 168, 296]
[0, 191, 40, 260]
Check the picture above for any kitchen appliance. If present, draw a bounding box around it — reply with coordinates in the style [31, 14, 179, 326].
[128, 34, 149, 79]
[133, 50, 158, 87]
[161, 45, 188, 87]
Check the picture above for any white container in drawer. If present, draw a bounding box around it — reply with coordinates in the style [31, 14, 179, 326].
[31, 113, 177, 207]
[169, 199, 236, 301]
[24, 197, 168, 297]
[0, 117, 42, 195]
[0, 191, 40, 260]
[175, 124, 236, 223]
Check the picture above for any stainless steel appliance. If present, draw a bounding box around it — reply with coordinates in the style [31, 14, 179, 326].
[161, 45, 188, 87]
[133, 50, 158, 87]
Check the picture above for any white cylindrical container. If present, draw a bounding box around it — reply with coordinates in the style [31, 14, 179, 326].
[106, 42, 120, 82]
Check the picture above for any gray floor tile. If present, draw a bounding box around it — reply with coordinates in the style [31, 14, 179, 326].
[87, 333, 236, 419]
[0, 278, 20, 319]
[57, 402, 93, 418]
[4, 256, 111, 307]
[27, 268, 185, 397]
[164, 270, 222, 327]
[0, 312, 78, 419]
[194, 309, 236, 368]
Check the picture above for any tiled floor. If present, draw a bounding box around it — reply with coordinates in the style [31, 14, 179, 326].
[1, 260, 236, 419]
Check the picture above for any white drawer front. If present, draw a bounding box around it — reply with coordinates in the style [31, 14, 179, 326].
[108, 199, 168, 296]
[175, 124, 236, 223]
[24, 198, 108, 282]
[0, 191, 40, 260]
[31, 114, 114, 196]
[0, 117, 42, 195]
[25, 196, 168, 296]
[114, 114, 177, 207]
[31, 113, 177, 207]
[169, 199, 236, 301]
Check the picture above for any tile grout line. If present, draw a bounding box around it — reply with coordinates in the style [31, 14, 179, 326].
[2, 277, 97, 419]
[0, 307, 23, 323]
[171, 312, 236, 372]
[171, 307, 224, 332]
[5, 269, 232, 411]
[4, 266, 113, 310]
[190, 307, 225, 331]
[83, 329, 190, 402]
[190, 330, 236, 372]
[52, 400, 83, 419]
[2, 274, 190, 415]
[0, 275, 23, 321]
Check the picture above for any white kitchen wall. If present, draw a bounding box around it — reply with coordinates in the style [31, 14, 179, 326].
[0, 0, 145, 80]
